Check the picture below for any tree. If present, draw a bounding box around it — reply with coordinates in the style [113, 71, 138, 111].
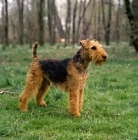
[17, 0, 24, 45]
[47, 0, 56, 44]
[72, 0, 78, 44]
[65, 0, 71, 46]
[0, 0, 134, 45]
[97, 1, 101, 41]
[5, 0, 8, 46]
[101, 0, 112, 46]
[82, 0, 95, 40]
[1, 0, 9, 47]
[115, 0, 121, 43]
[37, 0, 45, 46]
[10, 16, 16, 47]
[124, 0, 138, 52]
[76, 0, 92, 42]
[54, 4, 65, 39]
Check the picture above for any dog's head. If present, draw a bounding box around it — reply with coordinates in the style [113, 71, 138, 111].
[80, 39, 108, 65]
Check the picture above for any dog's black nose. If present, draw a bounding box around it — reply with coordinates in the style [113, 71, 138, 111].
[102, 55, 107, 60]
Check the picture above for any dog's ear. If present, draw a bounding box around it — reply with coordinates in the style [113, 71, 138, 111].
[93, 39, 99, 44]
[80, 39, 90, 49]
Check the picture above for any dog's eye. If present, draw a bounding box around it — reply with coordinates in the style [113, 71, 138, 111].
[91, 46, 96, 50]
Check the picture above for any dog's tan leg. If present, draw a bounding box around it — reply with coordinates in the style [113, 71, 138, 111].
[68, 87, 80, 117]
[79, 88, 84, 112]
[18, 70, 43, 111]
[36, 80, 50, 107]
[18, 84, 40, 112]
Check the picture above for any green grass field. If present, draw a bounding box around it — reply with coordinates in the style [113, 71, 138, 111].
[0, 43, 138, 140]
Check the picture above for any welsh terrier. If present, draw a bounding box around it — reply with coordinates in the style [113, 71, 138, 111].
[18, 39, 108, 117]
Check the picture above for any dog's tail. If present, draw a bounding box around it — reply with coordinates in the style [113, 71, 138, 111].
[32, 42, 38, 61]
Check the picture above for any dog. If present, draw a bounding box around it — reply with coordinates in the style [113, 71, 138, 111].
[18, 39, 108, 117]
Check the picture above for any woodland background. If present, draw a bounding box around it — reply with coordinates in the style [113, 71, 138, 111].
[1, 0, 138, 51]
[0, 1, 138, 139]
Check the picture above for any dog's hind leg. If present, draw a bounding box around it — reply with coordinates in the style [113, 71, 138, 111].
[36, 78, 50, 107]
[18, 71, 43, 111]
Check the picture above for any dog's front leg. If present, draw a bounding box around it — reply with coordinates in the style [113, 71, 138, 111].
[68, 88, 80, 117]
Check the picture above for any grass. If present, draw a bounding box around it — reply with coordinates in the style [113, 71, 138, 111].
[0, 42, 138, 140]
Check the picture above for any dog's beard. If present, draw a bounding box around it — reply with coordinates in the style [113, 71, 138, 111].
[93, 56, 107, 66]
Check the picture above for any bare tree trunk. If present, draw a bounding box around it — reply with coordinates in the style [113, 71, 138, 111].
[72, 0, 77, 44]
[47, 0, 56, 44]
[101, 0, 112, 46]
[107, 0, 112, 45]
[115, 0, 120, 44]
[54, 4, 65, 39]
[4, 0, 9, 47]
[97, 1, 101, 41]
[124, 0, 138, 52]
[47, 0, 52, 44]
[10, 16, 16, 47]
[17, 0, 24, 45]
[1, 0, 4, 44]
[37, 0, 45, 46]
[93, 5, 97, 39]
[76, 0, 91, 42]
[65, 0, 71, 46]
[51, 1, 56, 44]
[1, 0, 9, 47]
[25, 5, 33, 48]
[82, 0, 95, 39]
